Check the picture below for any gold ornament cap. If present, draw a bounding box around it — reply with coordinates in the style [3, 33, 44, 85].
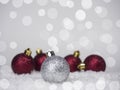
[77, 62, 85, 71]
[47, 51, 55, 57]
[73, 51, 80, 58]
[36, 48, 42, 55]
[24, 48, 32, 56]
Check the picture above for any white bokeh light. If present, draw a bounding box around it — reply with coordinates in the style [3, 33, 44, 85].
[24, 0, 33, 4]
[66, 43, 74, 51]
[58, 0, 68, 7]
[0, 55, 7, 65]
[22, 16, 32, 26]
[73, 80, 84, 90]
[99, 33, 113, 44]
[59, 29, 70, 41]
[0, 79, 10, 89]
[47, 8, 58, 19]
[106, 57, 116, 67]
[102, 19, 113, 30]
[79, 36, 90, 47]
[116, 20, 120, 28]
[106, 43, 118, 55]
[85, 83, 96, 90]
[38, 9, 46, 16]
[85, 21, 93, 29]
[48, 36, 58, 47]
[49, 84, 57, 90]
[109, 81, 120, 90]
[63, 17, 74, 30]
[75, 9, 86, 21]
[81, 0, 93, 10]
[0, 41, 7, 52]
[95, 6, 103, 14]
[10, 41, 18, 49]
[103, 0, 112, 3]
[51, 0, 58, 3]
[12, 0, 23, 8]
[0, 0, 9, 4]
[46, 23, 54, 31]
[62, 82, 73, 90]
[37, 0, 48, 6]
[9, 11, 17, 19]
[95, 6, 108, 18]
[66, 0, 74, 8]
[96, 77, 106, 90]
[34, 79, 46, 89]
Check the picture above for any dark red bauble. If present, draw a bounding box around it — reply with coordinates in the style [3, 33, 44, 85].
[34, 49, 47, 71]
[11, 48, 34, 74]
[65, 51, 81, 72]
[84, 55, 106, 72]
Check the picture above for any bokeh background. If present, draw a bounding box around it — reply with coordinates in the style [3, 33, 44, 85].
[0, 0, 120, 90]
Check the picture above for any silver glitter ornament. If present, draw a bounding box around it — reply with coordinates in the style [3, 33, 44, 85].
[41, 51, 70, 83]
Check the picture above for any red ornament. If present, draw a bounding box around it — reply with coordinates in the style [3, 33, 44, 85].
[84, 55, 106, 72]
[11, 48, 34, 74]
[34, 49, 47, 71]
[65, 51, 81, 72]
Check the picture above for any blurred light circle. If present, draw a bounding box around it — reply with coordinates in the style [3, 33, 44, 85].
[66, 0, 74, 8]
[12, 0, 23, 8]
[66, 43, 74, 51]
[38, 9, 46, 16]
[85, 83, 96, 90]
[81, 0, 93, 10]
[9, 11, 17, 19]
[0, 79, 10, 89]
[24, 0, 33, 4]
[46, 23, 54, 31]
[62, 82, 73, 90]
[99, 33, 113, 44]
[63, 17, 74, 30]
[22, 16, 32, 26]
[103, 0, 111, 3]
[85, 21, 93, 29]
[10, 41, 18, 49]
[79, 36, 90, 47]
[75, 9, 86, 21]
[0, 0, 9, 4]
[47, 8, 58, 19]
[106, 57, 116, 67]
[59, 29, 70, 41]
[37, 0, 48, 6]
[73, 80, 84, 90]
[48, 36, 58, 46]
[49, 84, 57, 90]
[109, 81, 120, 90]
[96, 77, 106, 90]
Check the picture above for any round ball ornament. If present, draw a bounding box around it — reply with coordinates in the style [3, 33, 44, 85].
[41, 51, 70, 83]
[34, 49, 47, 71]
[65, 51, 82, 72]
[11, 48, 34, 74]
[84, 54, 106, 72]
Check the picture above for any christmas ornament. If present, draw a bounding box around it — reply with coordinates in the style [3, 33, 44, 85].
[34, 49, 47, 71]
[65, 51, 81, 72]
[41, 51, 70, 83]
[84, 54, 106, 72]
[11, 48, 34, 74]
